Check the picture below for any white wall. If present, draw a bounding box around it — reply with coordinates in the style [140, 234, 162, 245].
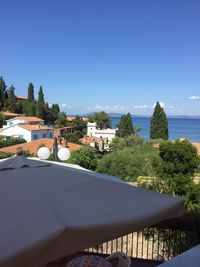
[0, 125, 32, 141]
[6, 118, 23, 127]
[6, 118, 44, 127]
[0, 125, 54, 142]
[93, 132, 116, 141]
[87, 122, 97, 136]
[31, 130, 54, 141]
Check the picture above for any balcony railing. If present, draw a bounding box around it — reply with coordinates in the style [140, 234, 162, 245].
[85, 216, 200, 263]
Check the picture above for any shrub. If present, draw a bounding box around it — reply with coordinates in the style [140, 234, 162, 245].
[0, 151, 15, 159]
[69, 145, 97, 170]
[0, 137, 26, 148]
[97, 144, 159, 182]
[111, 135, 144, 151]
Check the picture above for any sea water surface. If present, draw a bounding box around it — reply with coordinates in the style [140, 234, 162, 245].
[111, 117, 200, 142]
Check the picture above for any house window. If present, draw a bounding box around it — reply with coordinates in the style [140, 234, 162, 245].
[19, 135, 24, 139]
[50, 133, 53, 138]
[33, 134, 38, 140]
[9, 122, 13, 126]
[42, 133, 47, 138]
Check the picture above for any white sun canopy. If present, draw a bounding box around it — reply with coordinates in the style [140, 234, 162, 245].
[0, 157, 184, 267]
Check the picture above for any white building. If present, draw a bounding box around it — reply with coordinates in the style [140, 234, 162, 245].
[4, 116, 44, 128]
[0, 124, 54, 142]
[87, 122, 116, 142]
[0, 116, 53, 142]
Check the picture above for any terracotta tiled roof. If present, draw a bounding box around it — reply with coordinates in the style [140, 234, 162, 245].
[6, 116, 44, 122]
[19, 116, 44, 122]
[79, 136, 102, 144]
[191, 142, 200, 155]
[0, 138, 81, 155]
[16, 96, 27, 100]
[66, 116, 89, 122]
[2, 111, 19, 117]
[19, 125, 52, 131]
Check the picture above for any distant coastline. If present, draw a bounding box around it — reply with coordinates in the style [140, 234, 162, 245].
[78, 113, 200, 120]
[111, 116, 200, 142]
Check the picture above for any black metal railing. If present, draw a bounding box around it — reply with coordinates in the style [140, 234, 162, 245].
[85, 217, 200, 262]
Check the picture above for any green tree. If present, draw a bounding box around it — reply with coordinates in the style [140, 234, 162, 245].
[27, 101, 36, 116]
[0, 76, 6, 111]
[54, 112, 67, 128]
[89, 111, 111, 129]
[27, 83, 35, 102]
[97, 144, 159, 181]
[66, 131, 82, 144]
[69, 145, 98, 170]
[111, 135, 144, 151]
[26, 82, 36, 116]
[73, 116, 87, 135]
[36, 86, 46, 119]
[49, 104, 60, 124]
[0, 112, 6, 128]
[7, 85, 17, 112]
[116, 113, 134, 137]
[157, 140, 199, 196]
[138, 140, 200, 212]
[15, 99, 26, 114]
[150, 102, 168, 140]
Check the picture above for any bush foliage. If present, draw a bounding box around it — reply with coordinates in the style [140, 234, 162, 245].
[0, 137, 26, 148]
[97, 144, 159, 181]
[69, 145, 98, 170]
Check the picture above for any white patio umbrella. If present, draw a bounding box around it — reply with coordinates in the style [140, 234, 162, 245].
[0, 156, 184, 267]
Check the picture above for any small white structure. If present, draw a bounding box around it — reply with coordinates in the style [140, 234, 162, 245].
[87, 122, 116, 142]
[0, 124, 54, 142]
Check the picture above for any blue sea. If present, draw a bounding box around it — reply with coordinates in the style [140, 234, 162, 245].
[111, 117, 200, 142]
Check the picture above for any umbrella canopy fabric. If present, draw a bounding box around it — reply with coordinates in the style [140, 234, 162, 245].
[0, 157, 184, 267]
[0, 155, 50, 169]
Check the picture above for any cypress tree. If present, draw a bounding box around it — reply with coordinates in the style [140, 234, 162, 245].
[150, 102, 168, 140]
[116, 113, 134, 137]
[26, 83, 36, 116]
[36, 86, 46, 119]
[0, 76, 6, 111]
[27, 83, 35, 102]
[7, 85, 17, 112]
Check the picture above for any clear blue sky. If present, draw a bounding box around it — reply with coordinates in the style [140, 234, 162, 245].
[0, 0, 200, 115]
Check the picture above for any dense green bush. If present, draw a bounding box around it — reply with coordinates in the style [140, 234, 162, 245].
[138, 140, 200, 213]
[0, 151, 15, 159]
[68, 145, 98, 170]
[0, 137, 26, 148]
[111, 135, 144, 151]
[97, 144, 159, 181]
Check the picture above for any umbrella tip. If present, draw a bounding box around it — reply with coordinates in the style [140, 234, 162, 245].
[16, 148, 24, 157]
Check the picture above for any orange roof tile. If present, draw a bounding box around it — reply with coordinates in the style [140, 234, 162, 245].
[66, 116, 89, 122]
[16, 96, 27, 100]
[0, 138, 81, 155]
[79, 136, 102, 144]
[18, 116, 44, 122]
[2, 111, 19, 116]
[19, 125, 52, 131]
[191, 142, 200, 155]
